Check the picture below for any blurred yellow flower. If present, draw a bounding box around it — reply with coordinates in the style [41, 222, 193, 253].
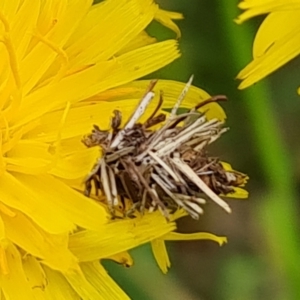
[236, 0, 300, 90]
[0, 0, 247, 298]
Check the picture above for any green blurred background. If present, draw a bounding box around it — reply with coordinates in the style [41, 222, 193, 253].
[98, 1, 300, 299]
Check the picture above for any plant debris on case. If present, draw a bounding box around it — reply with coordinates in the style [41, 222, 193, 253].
[82, 76, 247, 220]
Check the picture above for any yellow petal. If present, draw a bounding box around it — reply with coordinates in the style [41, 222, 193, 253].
[19, 40, 180, 127]
[237, 24, 300, 89]
[43, 265, 80, 300]
[119, 80, 226, 121]
[0, 1, 21, 20]
[0, 242, 35, 300]
[18, 60, 116, 127]
[69, 211, 176, 262]
[225, 187, 249, 199]
[0, 216, 5, 242]
[253, 11, 300, 58]
[64, 268, 107, 300]
[25, 98, 169, 143]
[1, 210, 78, 272]
[0, 172, 75, 234]
[151, 239, 170, 274]
[155, 8, 183, 38]
[81, 261, 130, 300]
[11, 0, 40, 62]
[14, 173, 108, 232]
[66, 0, 157, 66]
[51, 147, 99, 180]
[21, 0, 92, 95]
[22, 255, 48, 299]
[163, 232, 227, 246]
[117, 31, 157, 55]
[0, 172, 107, 234]
[5, 140, 52, 175]
[236, 1, 300, 23]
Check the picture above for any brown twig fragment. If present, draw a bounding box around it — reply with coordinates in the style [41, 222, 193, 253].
[82, 79, 247, 219]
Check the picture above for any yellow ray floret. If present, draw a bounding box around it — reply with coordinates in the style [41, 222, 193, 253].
[69, 211, 176, 262]
[151, 230, 227, 274]
[237, 1, 300, 89]
[236, 0, 300, 23]
[0, 242, 35, 300]
[154, 8, 184, 38]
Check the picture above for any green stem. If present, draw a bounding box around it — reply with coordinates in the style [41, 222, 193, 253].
[218, 2, 300, 299]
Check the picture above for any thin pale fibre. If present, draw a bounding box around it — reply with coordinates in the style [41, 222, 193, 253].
[163, 232, 227, 246]
[25, 98, 169, 142]
[14, 173, 108, 232]
[81, 262, 130, 300]
[0, 243, 34, 300]
[69, 211, 176, 262]
[119, 80, 226, 121]
[151, 239, 170, 274]
[43, 265, 80, 300]
[253, 11, 300, 58]
[1, 210, 78, 272]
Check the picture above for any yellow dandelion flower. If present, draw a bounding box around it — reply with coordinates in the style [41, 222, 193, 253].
[79, 78, 248, 275]
[236, 0, 300, 89]
[0, 0, 247, 298]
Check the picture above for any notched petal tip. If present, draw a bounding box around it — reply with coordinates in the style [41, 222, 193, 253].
[155, 9, 184, 38]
